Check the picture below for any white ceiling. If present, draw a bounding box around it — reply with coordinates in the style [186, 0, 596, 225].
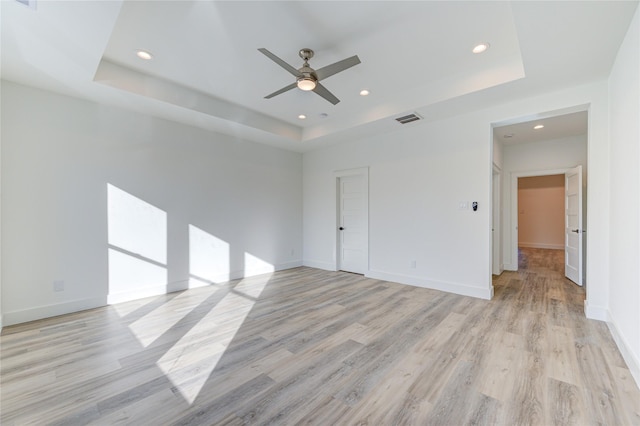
[2, 1, 637, 152]
[495, 110, 588, 146]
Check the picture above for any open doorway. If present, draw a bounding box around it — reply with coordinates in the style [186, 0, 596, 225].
[518, 174, 565, 250]
[491, 108, 588, 288]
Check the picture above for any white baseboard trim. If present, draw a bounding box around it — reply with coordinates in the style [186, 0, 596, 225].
[583, 301, 640, 388]
[518, 242, 564, 250]
[111, 260, 305, 304]
[276, 260, 304, 271]
[4, 261, 305, 326]
[607, 313, 640, 389]
[303, 259, 336, 271]
[108, 284, 175, 305]
[3, 297, 106, 327]
[366, 270, 493, 300]
[584, 300, 610, 322]
[503, 263, 518, 271]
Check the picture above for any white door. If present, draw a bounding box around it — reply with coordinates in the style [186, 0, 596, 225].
[337, 172, 368, 274]
[565, 166, 583, 285]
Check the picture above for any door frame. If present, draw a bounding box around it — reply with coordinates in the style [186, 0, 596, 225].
[509, 167, 578, 272]
[492, 163, 503, 275]
[334, 167, 369, 273]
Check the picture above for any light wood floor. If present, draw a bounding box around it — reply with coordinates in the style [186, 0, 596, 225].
[1, 248, 639, 425]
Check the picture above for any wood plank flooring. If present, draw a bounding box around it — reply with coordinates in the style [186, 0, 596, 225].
[2, 248, 639, 425]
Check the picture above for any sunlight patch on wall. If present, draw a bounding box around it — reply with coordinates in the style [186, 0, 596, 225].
[189, 224, 230, 286]
[244, 252, 275, 279]
[107, 184, 168, 304]
[108, 184, 166, 263]
[108, 249, 167, 301]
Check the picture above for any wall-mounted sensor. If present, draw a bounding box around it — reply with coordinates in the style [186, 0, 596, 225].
[472, 202, 478, 211]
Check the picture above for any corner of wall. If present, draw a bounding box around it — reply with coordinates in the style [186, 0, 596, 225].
[303, 259, 336, 271]
[584, 299, 611, 322]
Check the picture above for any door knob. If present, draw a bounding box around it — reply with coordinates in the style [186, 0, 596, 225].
[572, 229, 580, 233]
[339, 227, 344, 230]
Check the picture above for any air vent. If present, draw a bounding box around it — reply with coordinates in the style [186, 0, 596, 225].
[15, 0, 37, 9]
[395, 113, 422, 125]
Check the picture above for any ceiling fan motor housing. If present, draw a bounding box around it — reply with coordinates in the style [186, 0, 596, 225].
[299, 48, 314, 61]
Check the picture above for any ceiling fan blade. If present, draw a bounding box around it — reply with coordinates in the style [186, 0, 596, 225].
[315, 55, 361, 81]
[264, 82, 297, 99]
[313, 83, 340, 105]
[258, 48, 302, 77]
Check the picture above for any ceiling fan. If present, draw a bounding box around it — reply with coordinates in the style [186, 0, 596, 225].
[258, 48, 361, 105]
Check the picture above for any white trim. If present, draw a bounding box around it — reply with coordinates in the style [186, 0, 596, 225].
[4, 261, 304, 326]
[503, 263, 518, 271]
[366, 270, 493, 300]
[584, 300, 610, 322]
[518, 242, 564, 250]
[108, 285, 170, 305]
[3, 297, 106, 327]
[491, 163, 503, 277]
[607, 316, 640, 389]
[303, 259, 336, 271]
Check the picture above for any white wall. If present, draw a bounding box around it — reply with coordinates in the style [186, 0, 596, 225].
[1, 81, 303, 325]
[501, 135, 587, 269]
[607, 6, 640, 386]
[305, 115, 492, 299]
[303, 82, 608, 303]
[518, 175, 565, 249]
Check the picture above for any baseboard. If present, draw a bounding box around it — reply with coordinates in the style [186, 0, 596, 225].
[111, 260, 304, 303]
[366, 270, 493, 300]
[607, 313, 640, 389]
[4, 261, 304, 326]
[503, 263, 518, 271]
[276, 260, 304, 271]
[518, 242, 564, 250]
[303, 259, 336, 271]
[584, 300, 610, 322]
[108, 284, 175, 305]
[3, 296, 106, 327]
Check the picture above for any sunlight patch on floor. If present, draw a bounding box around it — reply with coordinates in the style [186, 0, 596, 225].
[156, 271, 271, 404]
[127, 290, 208, 347]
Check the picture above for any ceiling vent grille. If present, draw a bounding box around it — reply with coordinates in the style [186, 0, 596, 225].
[395, 113, 422, 125]
[15, 0, 37, 9]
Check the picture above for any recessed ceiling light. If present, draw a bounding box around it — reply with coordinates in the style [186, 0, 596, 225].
[472, 43, 490, 54]
[533, 124, 544, 130]
[298, 114, 307, 120]
[360, 89, 370, 96]
[136, 50, 153, 60]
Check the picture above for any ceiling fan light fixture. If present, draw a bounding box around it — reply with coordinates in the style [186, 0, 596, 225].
[297, 77, 317, 91]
